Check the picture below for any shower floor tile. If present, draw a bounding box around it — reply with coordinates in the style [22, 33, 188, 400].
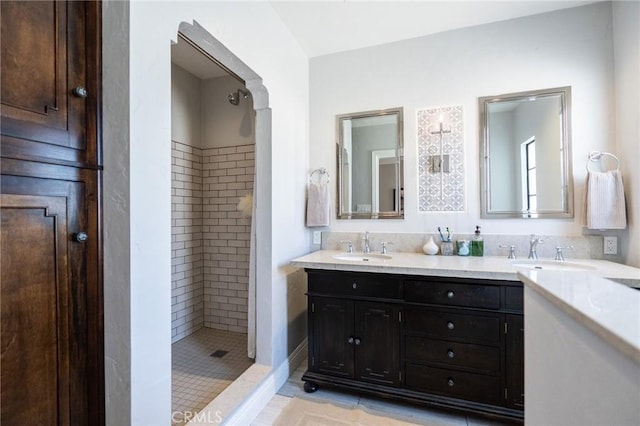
[172, 327, 254, 425]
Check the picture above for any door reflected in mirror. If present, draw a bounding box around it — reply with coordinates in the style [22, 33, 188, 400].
[337, 108, 404, 219]
[479, 87, 573, 218]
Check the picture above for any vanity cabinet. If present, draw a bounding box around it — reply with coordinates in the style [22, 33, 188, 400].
[306, 271, 401, 388]
[303, 270, 524, 422]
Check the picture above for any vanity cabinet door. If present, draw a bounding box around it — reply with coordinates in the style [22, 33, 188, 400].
[505, 314, 524, 409]
[309, 297, 355, 378]
[355, 302, 400, 386]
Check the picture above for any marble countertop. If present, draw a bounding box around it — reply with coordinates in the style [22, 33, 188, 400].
[290, 250, 640, 285]
[519, 270, 640, 363]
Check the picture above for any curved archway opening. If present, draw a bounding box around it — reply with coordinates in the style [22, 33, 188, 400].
[169, 21, 272, 421]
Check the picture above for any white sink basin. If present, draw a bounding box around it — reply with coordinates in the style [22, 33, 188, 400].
[332, 253, 392, 262]
[511, 259, 597, 271]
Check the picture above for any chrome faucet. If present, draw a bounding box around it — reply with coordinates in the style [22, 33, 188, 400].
[499, 244, 517, 260]
[362, 231, 371, 254]
[528, 235, 544, 259]
[340, 240, 353, 253]
[554, 245, 574, 261]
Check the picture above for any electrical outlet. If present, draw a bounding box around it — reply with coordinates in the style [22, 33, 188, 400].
[604, 236, 617, 255]
[312, 231, 322, 245]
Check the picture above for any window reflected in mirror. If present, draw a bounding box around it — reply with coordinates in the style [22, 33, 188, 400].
[337, 108, 404, 219]
[479, 87, 573, 218]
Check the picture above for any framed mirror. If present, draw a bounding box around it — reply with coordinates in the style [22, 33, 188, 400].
[479, 86, 573, 218]
[337, 107, 404, 219]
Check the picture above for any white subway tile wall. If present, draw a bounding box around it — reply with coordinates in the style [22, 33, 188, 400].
[171, 142, 255, 341]
[172, 141, 205, 342]
[202, 144, 254, 332]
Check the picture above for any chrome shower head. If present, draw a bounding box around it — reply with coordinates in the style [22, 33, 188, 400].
[227, 89, 250, 105]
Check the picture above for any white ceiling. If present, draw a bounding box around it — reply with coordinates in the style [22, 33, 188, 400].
[269, 0, 598, 57]
[171, 1, 598, 77]
[171, 38, 230, 80]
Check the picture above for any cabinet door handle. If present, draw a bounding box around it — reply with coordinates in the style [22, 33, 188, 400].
[348, 337, 354, 344]
[447, 290, 455, 299]
[73, 86, 88, 98]
[447, 321, 455, 330]
[447, 378, 455, 387]
[74, 232, 89, 243]
[352, 282, 357, 289]
[447, 350, 455, 359]
[354, 338, 361, 345]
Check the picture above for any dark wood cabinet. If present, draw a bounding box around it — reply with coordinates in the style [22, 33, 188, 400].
[1, 1, 103, 424]
[303, 270, 524, 423]
[310, 297, 355, 378]
[505, 314, 525, 409]
[307, 271, 402, 388]
[1, 0, 101, 167]
[354, 302, 400, 386]
[309, 298, 400, 386]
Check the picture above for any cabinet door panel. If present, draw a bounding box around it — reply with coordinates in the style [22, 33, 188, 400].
[1, 168, 101, 425]
[506, 314, 524, 408]
[311, 297, 354, 378]
[1, 194, 70, 425]
[355, 302, 400, 386]
[1, 1, 100, 166]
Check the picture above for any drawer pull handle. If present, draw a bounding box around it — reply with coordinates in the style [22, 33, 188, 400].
[447, 350, 455, 359]
[348, 337, 354, 344]
[447, 378, 455, 387]
[447, 290, 455, 299]
[352, 283, 357, 289]
[354, 338, 361, 345]
[447, 321, 455, 330]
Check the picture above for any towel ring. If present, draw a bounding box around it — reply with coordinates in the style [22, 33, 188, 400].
[587, 151, 620, 172]
[309, 168, 330, 184]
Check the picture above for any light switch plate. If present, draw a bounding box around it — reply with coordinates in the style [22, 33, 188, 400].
[604, 236, 617, 255]
[312, 231, 322, 245]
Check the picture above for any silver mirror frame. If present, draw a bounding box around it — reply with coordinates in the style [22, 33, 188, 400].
[479, 86, 573, 219]
[336, 107, 404, 219]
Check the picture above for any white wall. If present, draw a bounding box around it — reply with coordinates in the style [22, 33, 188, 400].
[201, 75, 255, 148]
[613, 1, 640, 267]
[103, 2, 309, 425]
[310, 2, 618, 239]
[171, 63, 202, 147]
[102, 1, 130, 425]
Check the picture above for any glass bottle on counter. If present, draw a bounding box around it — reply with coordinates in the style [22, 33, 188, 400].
[471, 225, 484, 256]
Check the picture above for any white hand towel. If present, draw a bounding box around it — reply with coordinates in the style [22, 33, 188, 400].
[306, 181, 331, 227]
[584, 170, 627, 230]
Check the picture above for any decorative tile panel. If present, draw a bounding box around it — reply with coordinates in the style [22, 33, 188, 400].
[417, 106, 465, 211]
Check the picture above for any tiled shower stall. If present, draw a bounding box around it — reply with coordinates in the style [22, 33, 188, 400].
[171, 141, 254, 341]
[171, 140, 255, 423]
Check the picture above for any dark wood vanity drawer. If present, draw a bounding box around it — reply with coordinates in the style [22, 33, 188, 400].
[505, 286, 524, 311]
[405, 336, 501, 374]
[308, 271, 401, 299]
[404, 308, 501, 343]
[404, 280, 500, 309]
[405, 363, 502, 405]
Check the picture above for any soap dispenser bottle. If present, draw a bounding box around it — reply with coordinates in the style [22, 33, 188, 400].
[471, 225, 484, 256]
